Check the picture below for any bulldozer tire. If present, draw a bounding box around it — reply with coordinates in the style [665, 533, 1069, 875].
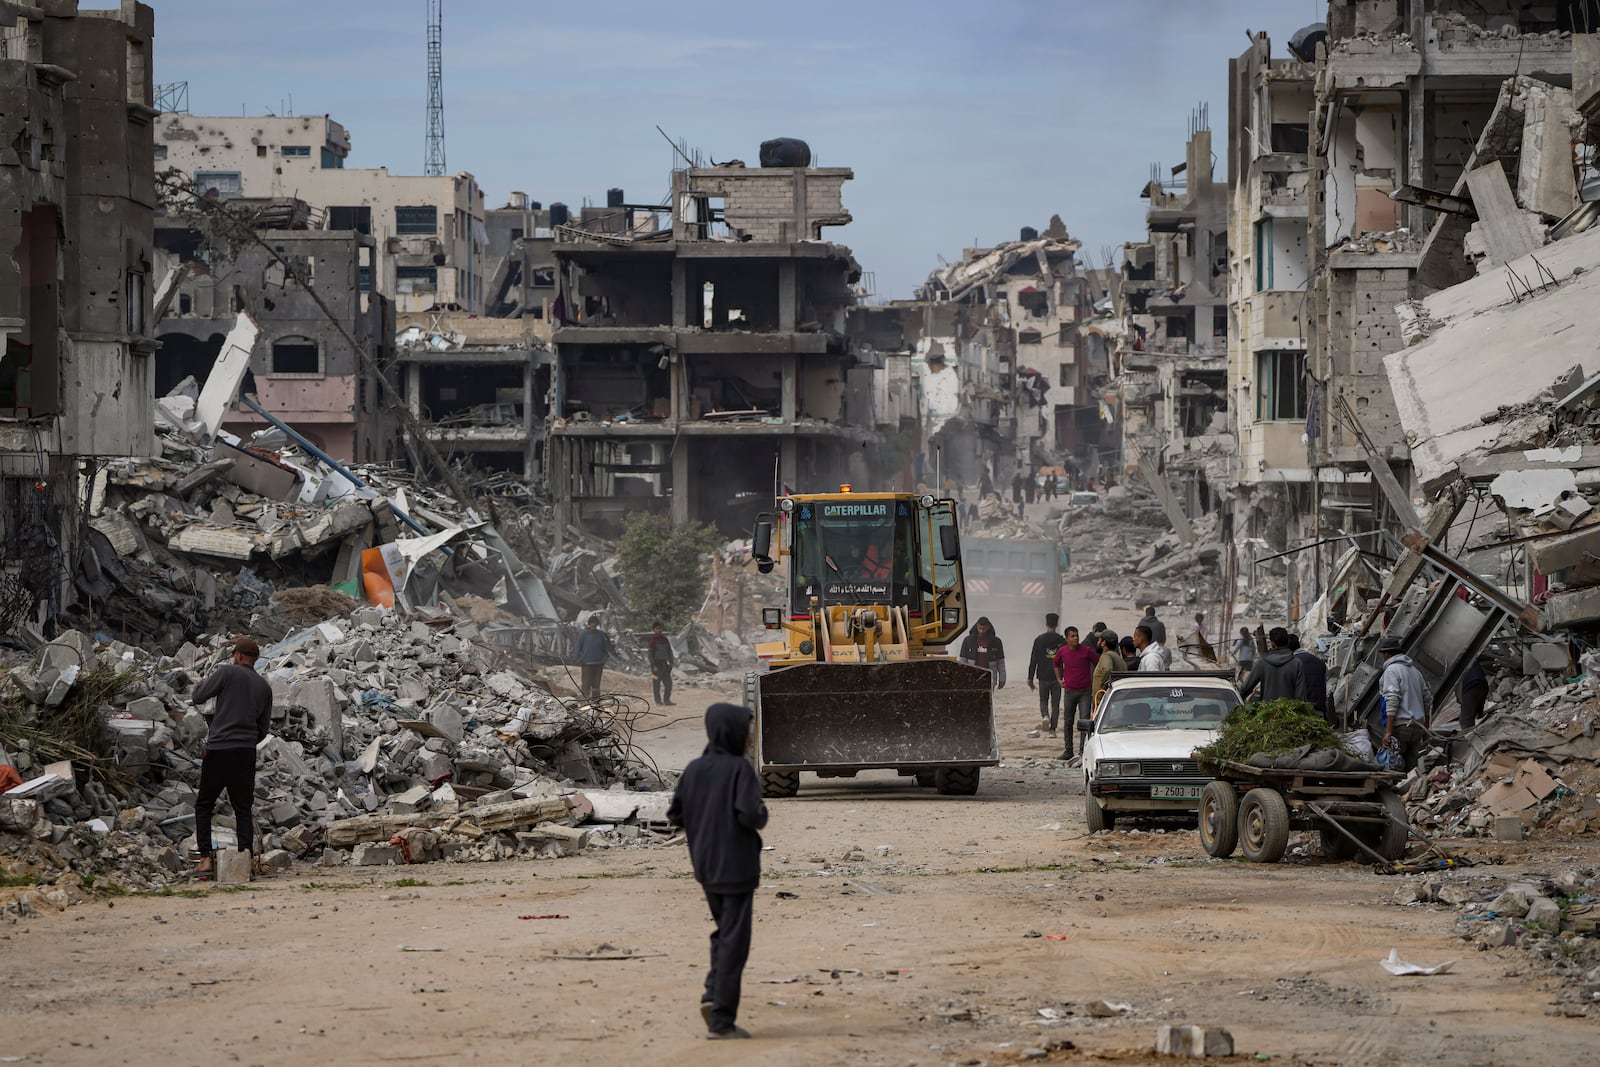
[934, 767, 980, 796]
[761, 770, 799, 798]
[1199, 781, 1238, 858]
[1084, 793, 1115, 832]
[1238, 788, 1291, 863]
[915, 772, 937, 788]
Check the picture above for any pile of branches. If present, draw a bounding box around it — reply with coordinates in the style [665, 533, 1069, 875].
[1194, 700, 1348, 766]
[0, 665, 137, 797]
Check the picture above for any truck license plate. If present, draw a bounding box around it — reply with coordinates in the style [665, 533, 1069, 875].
[1150, 784, 1204, 800]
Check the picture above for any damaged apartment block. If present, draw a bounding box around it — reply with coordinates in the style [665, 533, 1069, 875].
[548, 154, 884, 538]
[1117, 118, 1231, 527]
[153, 204, 398, 465]
[0, 1, 157, 631]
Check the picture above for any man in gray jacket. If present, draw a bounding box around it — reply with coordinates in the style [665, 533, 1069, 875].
[1377, 636, 1432, 770]
[191, 637, 273, 876]
[1238, 627, 1307, 703]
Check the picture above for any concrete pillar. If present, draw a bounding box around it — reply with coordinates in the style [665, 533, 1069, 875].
[670, 355, 683, 423]
[792, 169, 809, 242]
[406, 363, 422, 418]
[552, 437, 570, 550]
[671, 438, 692, 525]
[522, 360, 536, 479]
[780, 437, 798, 495]
[1405, 75, 1428, 234]
[671, 259, 688, 329]
[780, 356, 797, 422]
[778, 260, 797, 331]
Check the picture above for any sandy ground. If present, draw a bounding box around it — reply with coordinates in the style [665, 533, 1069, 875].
[5, 583, 1598, 1066]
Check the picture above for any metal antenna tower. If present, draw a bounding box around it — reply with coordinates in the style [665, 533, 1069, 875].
[424, 0, 446, 176]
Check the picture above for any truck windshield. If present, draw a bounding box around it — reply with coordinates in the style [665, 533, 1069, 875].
[791, 498, 914, 607]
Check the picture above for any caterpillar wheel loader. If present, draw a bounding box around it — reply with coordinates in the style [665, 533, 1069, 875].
[746, 487, 998, 798]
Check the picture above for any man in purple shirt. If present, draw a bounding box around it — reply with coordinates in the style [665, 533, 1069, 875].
[1052, 626, 1099, 761]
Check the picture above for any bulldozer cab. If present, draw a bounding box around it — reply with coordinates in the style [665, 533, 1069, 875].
[747, 491, 996, 798]
[761, 493, 966, 651]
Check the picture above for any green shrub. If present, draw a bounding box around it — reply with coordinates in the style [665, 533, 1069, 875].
[615, 513, 722, 630]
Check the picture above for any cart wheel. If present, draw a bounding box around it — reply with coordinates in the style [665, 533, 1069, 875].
[1374, 788, 1408, 862]
[1199, 781, 1239, 858]
[1238, 788, 1291, 863]
[1318, 828, 1358, 861]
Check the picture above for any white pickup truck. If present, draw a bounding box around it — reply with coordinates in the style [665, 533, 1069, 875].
[1080, 671, 1242, 832]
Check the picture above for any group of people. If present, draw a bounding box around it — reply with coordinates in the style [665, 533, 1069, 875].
[571, 616, 679, 706]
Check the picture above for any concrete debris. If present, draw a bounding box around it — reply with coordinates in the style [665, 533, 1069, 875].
[0, 614, 685, 909]
[1155, 1025, 1235, 1057]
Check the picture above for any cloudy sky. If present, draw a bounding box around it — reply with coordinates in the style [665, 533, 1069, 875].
[152, 0, 1321, 297]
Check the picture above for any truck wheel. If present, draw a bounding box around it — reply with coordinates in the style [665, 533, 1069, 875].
[1084, 793, 1115, 832]
[761, 770, 799, 798]
[1238, 788, 1290, 863]
[915, 772, 937, 788]
[1374, 789, 1408, 862]
[934, 767, 980, 796]
[1199, 781, 1239, 858]
[1319, 828, 1358, 861]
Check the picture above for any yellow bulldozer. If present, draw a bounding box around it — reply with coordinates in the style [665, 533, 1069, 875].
[747, 487, 999, 797]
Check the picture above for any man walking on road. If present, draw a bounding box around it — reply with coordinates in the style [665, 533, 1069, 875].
[1376, 636, 1432, 770]
[959, 616, 1007, 689]
[647, 622, 676, 706]
[1052, 626, 1098, 760]
[191, 636, 272, 877]
[667, 703, 769, 1040]
[575, 616, 613, 700]
[1239, 627, 1307, 703]
[1233, 627, 1257, 685]
[1027, 613, 1067, 736]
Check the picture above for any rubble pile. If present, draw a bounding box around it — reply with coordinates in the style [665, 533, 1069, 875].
[1, 608, 680, 909]
[1406, 661, 1600, 839]
[1401, 868, 1600, 1016]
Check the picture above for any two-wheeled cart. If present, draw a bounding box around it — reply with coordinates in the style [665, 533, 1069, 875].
[1196, 758, 1408, 865]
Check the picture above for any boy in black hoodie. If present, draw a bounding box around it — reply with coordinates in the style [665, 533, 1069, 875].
[667, 702, 769, 1039]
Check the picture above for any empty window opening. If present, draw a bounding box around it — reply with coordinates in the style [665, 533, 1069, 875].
[1256, 351, 1307, 422]
[396, 266, 438, 294]
[395, 206, 438, 235]
[271, 337, 320, 375]
[194, 171, 242, 198]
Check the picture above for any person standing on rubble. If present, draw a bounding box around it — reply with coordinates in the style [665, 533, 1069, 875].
[190, 636, 272, 877]
[1027, 613, 1067, 737]
[667, 702, 769, 1040]
[575, 615, 612, 700]
[1377, 636, 1432, 770]
[648, 622, 676, 706]
[1458, 656, 1489, 731]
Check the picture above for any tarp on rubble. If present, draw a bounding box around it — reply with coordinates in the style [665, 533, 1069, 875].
[1384, 225, 1600, 490]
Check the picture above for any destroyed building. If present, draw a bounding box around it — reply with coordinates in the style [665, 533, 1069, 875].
[1303, 1, 1583, 555]
[547, 159, 887, 538]
[0, 0, 158, 631]
[906, 223, 1111, 490]
[155, 113, 488, 314]
[153, 204, 399, 464]
[1114, 121, 1231, 521]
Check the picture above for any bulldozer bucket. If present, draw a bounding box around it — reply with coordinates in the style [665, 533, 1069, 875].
[756, 659, 998, 771]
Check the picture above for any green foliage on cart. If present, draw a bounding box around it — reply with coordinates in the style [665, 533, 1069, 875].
[1193, 700, 1349, 766]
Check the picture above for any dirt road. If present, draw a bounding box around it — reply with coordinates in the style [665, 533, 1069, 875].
[5, 585, 1597, 1065]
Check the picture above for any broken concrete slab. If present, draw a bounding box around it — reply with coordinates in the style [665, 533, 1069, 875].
[194, 311, 259, 440]
[350, 842, 402, 866]
[1464, 162, 1542, 268]
[1155, 1026, 1234, 1057]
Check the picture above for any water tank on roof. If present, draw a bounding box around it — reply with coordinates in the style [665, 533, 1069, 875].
[607, 188, 624, 208]
[508, 191, 527, 210]
[1288, 23, 1328, 63]
[1020, 226, 1039, 242]
[759, 138, 812, 168]
[549, 202, 569, 227]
